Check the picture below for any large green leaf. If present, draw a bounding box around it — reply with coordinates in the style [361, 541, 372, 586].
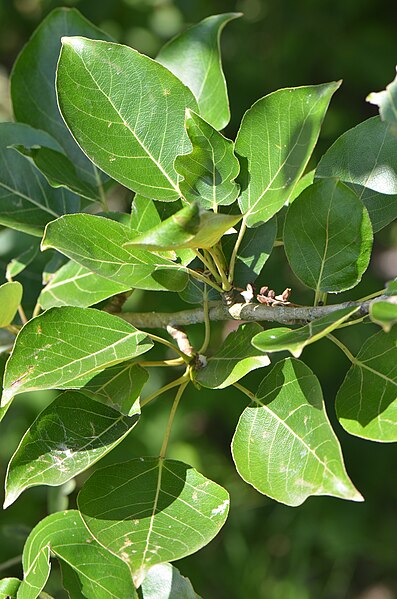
[78, 457, 229, 587]
[125, 203, 240, 251]
[157, 13, 240, 130]
[174, 110, 240, 209]
[232, 358, 362, 506]
[222, 217, 277, 286]
[2, 307, 153, 407]
[57, 36, 198, 201]
[252, 307, 359, 357]
[17, 545, 50, 599]
[0, 578, 20, 599]
[42, 214, 188, 292]
[367, 69, 397, 131]
[195, 323, 270, 389]
[141, 564, 202, 599]
[0, 281, 23, 328]
[21, 510, 137, 599]
[4, 391, 139, 508]
[336, 329, 397, 441]
[316, 117, 397, 232]
[39, 260, 130, 309]
[369, 300, 397, 332]
[0, 123, 79, 236]
[284, 178, 373, 293]
[11, 7, 110, 189]
[235, 82, 340, 227]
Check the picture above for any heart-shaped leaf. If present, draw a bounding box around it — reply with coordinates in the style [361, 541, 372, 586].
[4, 391, 140, 508]
[157, 13, 241, 130]
[78, 458, 229, 587]
[0, 282, 23, 328]
[235, 82, 340, 227]
[252, 307, 359, 357]
[369, 299, 397, 332]
[336, 328, 397, 441]
[174, 110, 240, 209]
[42, 214, 188, 292]
[284, 178, 373, 293]
[57, 36, 198, 201]
[232, 358, 362, 506]
[195, 323, 270, 389]
[141, 563, 202, 599]
[2, 306, 153, 406]
[367, 69, 397, 131]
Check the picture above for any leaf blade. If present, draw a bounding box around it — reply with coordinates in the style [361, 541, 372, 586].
[0, 282, 23, 328]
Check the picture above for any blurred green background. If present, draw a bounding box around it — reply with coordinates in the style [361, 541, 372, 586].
[0, 1, 397, 598]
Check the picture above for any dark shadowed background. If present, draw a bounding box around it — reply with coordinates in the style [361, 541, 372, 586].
[0, 1, 397, 598]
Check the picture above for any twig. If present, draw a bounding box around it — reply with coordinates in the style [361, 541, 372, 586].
[166, 325, 195, 357]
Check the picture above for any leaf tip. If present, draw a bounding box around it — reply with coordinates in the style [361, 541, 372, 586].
[3, 489, 18, 510]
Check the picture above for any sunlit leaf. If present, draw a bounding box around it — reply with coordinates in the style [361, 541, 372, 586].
[367, 68, 397, 132]
[232, 358, 362, 506]
[0, 282, 23, 328]
[157, 13, 240, 130]
[6, 241, 40, 280]
[336, 329, 397, 441]
[17, 545, 50, 599]
[284, 178, 373, 293]
[141, 563, 202, 599]
[235, 82, 340, 227]
[0, 577, 20, 599]
[369, 300, 397, 332]
[78, 457, 229, 587]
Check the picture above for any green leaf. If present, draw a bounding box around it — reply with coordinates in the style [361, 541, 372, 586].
[0, 578, 20, 599]
[174, 110, 240, 209]
[4, 391, 139, 508]
[17, 545, 50, 599]
[0, 123, 79, 236]
[222, 218, 277, 286]
[178, 274, 219, 305]
[0, 281, 23, 328]
[284, 178, 373, 293]
[6, 241, 40, 280]
[57, 36, 198, 201]
[316, 117, 397, 232]
[369, 300, 397, 332]
[287, 170, 315, 203]
[2, 306, 153, 407]
[125, 203, 240, 251]
[0, 355, 11, 424]
[235, 82, 340, 227]
[385, 279, 397, 296]
[157, 13, 240, 130]
[141, 564, 202, 599]
[82, 363, 148, 415]
[195, 323, 270, 389]
[39, 260, 130, 309]
[13, 145, 101, 203]
[336, 329, 397, 442]
[131, 195, 162, 233]
[11, 7, 110, 189]
[21, 510, 137, 599]
[232, 358, 362, 506]
[78, 457, 230, 587]
[252, 307, 359, 357]
[42, 214, 188, 292]
[367, 68, 397, 131]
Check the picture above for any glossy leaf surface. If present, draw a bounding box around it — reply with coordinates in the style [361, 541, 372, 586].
[0, 578, 20, 599]
[232, 358, 362, 506]
[78, 458, 229, 587]
[157, 13, 240, 130]
[235, 82, 340, 227]
[0, 282, 23, 328]
[18, 545, 50, 599]
[367, 69, 397, 131]
[142, 564, 202, 599]
[284, 179, 373, 293]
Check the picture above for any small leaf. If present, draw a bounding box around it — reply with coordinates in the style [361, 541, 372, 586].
[4, 391, 139, 508]
[367, 68, 397, 131]
[141, 563, 202, 599]
[39, 260, 130, 309]
[157, 13, 241, 130]
[195, 323, 270, 389]
[6, 242, 40, 279]
[336, 329, 397, 441]
[124, 203, 241, 251]
[82, 363, 148, 415]
[369, 300, 397, 332]
[178, 274, 219, 305]
[232, 358, 362, 506]
[252, 307, 359, 357]
[57, 36, 198, 201]
[0, 123, 79, 236]
[42, 214, 188, 292]
[385, 279, 397, 296]
[0, 578, 20, 599]
[0, 282, 23, 328]
[284, 178, 373, 293]
[17, 545, 50, 599]
[316, 117, 397, 232]
[2, 307, 153, 407]
[21, 510, 137, 599]
[235, 82, 341, 227]
[174, 110, 240, 209]
[78, 458, 229, 587]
